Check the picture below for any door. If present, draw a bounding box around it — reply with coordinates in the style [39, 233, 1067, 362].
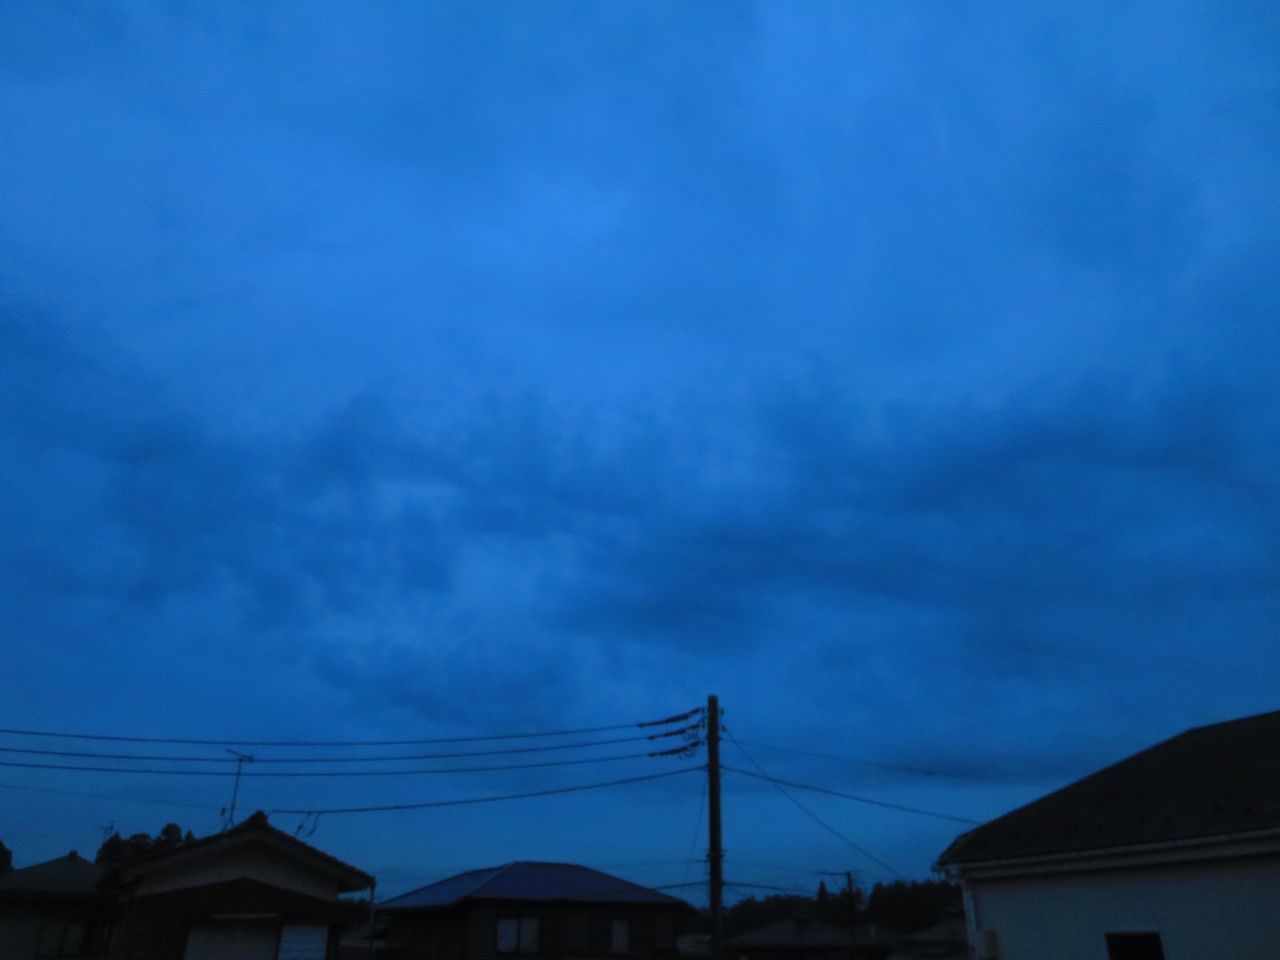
[184, 919, 281, 960]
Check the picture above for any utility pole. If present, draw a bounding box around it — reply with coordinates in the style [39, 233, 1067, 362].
[707, 695, 723, 960]
[845, 871, 858, 960]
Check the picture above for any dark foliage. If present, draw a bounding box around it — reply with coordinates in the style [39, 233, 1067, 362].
[95, 822, 196, 865]
[691, 879, 957, 937]
[863, 880, 961, 933]
[0, 840, 11, 873]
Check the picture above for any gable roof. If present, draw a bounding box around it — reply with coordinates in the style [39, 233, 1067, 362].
[0, 852, 111, 901]
[727, 918, 853, 949]
[380, 862, 688, 910]
[938, 708, 1280, 867]
[117, 810, 373, 893]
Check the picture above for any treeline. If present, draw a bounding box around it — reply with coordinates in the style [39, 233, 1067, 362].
[695, 879, 960, 937]
[95, 822, 197, 865]
[0, 823, 197, 871]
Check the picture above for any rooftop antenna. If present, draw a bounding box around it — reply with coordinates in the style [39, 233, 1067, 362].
[223, 749, 254, 830]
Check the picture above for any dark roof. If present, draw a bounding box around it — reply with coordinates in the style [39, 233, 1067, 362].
[118, 810, 373, 892]
[897, 917, 966, 945]
[727, 919, 853, 949]
[0, 852, 110, 899]
[938, 708, 1280, 867]
[380, 862, 688, 910]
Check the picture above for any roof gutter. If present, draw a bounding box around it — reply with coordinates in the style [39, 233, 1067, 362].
[937, 825, 1280, 881]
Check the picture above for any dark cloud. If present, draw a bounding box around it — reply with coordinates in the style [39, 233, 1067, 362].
[2, 0, 1278, 884]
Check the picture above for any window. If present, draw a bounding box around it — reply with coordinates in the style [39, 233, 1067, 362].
[36, 917, 99, 958]
[1105, 933, 1165, 960]
[610, 919, 630, 954]
[655, 914, 675, 952]
[497, 917, 541, 954]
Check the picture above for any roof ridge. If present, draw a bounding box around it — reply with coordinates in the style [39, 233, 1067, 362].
[938, 708, 1280, 867]
[380, 861, 688, 910]
[484, 862, 523, 891]
[1184, 706, 1280, 734]
[384, 863, 505, 903]
[112, 811, 371, 887]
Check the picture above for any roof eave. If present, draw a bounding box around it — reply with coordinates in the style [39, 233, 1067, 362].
[936, 825, 1280, 880]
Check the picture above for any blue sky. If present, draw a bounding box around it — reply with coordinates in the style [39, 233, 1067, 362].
[1, 2, 1278, 899]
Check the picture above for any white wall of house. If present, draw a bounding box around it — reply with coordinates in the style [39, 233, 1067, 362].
[134, 845, 342, 900]
[964, 854, 1280, 960]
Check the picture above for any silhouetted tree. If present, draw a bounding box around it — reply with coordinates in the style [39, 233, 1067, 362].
[0, 840, 12, 873]
[692, 879, 948, 938]
[702, 895, 814, 937]
[95, 822, 196, 865]
[863, 880, 960, 933]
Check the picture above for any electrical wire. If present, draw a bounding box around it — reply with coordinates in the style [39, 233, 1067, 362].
[0, 709, 702, 748]
[723, 880, 813, 894]
[724, 729, 903, 879]
[725, 738, 988, 781]
[0, 728, 698, 765]
[722, 766, 981, 825]
[726, 860, 848, 876]
[680, 775, 708, 887]
[270, 766, 702, 815]
[0, 780, 219, 812]
[0, 744, 700, 779]
[652, 880, 707, 891]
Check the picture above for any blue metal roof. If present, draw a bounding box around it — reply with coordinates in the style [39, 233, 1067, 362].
[380, 862, 687, 910]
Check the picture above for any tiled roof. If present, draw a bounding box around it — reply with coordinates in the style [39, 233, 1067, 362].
[380, 862, 687, 910]
[726, 919, 853, 948]
[0, 852, 109, 896]
[938, 708, 1280, 867]
[118, 810, 374, 891]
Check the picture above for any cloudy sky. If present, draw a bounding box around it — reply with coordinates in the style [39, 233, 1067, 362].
[2, 2, 1278, 898]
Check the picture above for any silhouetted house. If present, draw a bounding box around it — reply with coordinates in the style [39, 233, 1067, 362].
[0, 812, 372, 960]
[114, 810, 374, 960]
[0, 851, 115, 959]
[377, 862, 691, 960]
[882, 917, 966, 960]
[725, 917, 895, 960]
[936, 709, 1280, 960]
[726, 917, 851, 960]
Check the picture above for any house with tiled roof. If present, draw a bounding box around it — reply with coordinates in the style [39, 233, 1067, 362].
[724, 916, 901, 960]
[935, 708, 1280, 960]
[0, 851, 115, 959]
[374, 862, 691, 960]
[0, 811, 372, 960]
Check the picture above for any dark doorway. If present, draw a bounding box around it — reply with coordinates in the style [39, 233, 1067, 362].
[1105, 932, 1165, 960]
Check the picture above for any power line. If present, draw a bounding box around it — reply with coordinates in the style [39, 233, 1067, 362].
[723, 880, 813, 894]
[0, 710, 701, 748]
[726, 738, 987, 781]
[724, 730, 903, 880]
[0, 744, 699, 779]
[722, 767, 981, 825]
[271, 766, 703, 815]
[681, 775, 708, 886]
[0, 780, 220, 812]
[0, 728, 699, 765]
[726, 860, 848, 877]
[652, 880, 707, 891]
